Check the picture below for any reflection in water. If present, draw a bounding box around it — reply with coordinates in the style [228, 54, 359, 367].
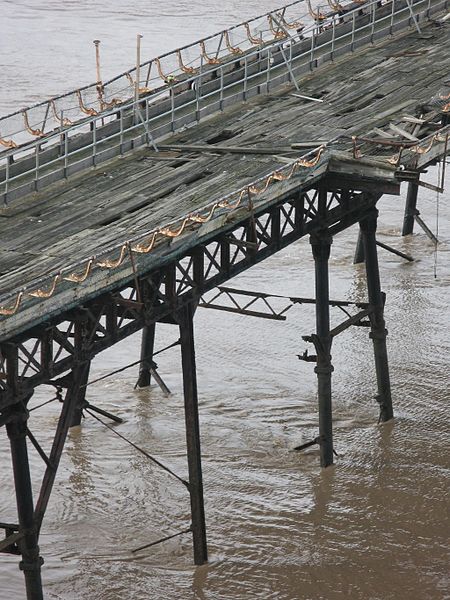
[0, 1, 449, 599]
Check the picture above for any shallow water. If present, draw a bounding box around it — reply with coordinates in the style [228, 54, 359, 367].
[0, 2, 449, 599]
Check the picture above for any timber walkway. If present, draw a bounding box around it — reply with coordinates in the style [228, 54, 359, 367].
[0, 0, 448, 340]
[0, 0, 449, 598]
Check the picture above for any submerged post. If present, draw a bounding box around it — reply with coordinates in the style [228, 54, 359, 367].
[402, 178, 419, 236]
[7, 417, 44, 600]
[360, 209, 394, 422]
[178, 302, 208, 565]
[136, 324, 156, 388]
[310, 231, 334, 468]
[3, 345, 43, 600]
[353, 230, 365, 264]
[70, 361, 90, 427]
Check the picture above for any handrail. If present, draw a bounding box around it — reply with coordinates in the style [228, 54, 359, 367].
[1, 119, 449, 319]
[0, 0, 332, 143]
[0, 0, 444, 205]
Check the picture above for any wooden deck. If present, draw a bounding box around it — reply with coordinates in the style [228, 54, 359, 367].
[0, 13, 449, 339]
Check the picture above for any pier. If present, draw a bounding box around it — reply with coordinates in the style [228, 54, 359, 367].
[0, 0, 449, 597]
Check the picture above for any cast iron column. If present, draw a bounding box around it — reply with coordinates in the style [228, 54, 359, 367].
[402, 178, 419, 236]
[178, 302, 208, 565]
[6, 417, 44, 600]
[353, 230, 365, 264]
[136, 324, 156, 388]
[360, 209, 394, 422]
[70, 361, 90, 427]
[310, 231, 334, 468]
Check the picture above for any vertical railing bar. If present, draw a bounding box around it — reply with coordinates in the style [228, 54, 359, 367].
[220, 66, 224, 111]
[93, 118, 97, 166]
[390, 0, 395, 34]
[331, 17, 336, 60]
[5, 156, 10, 199]
[371, 0, 376, 43]
[351, 11, 355, 51]
[145, 97, 149, 138]
[310, 25, 315, 70]
[120, 108, 124, 155]
[171, 87, 175, 132]
[35, 143, 39, 191]
[244, 55, 248, 101]
[64, 128, 68, 178]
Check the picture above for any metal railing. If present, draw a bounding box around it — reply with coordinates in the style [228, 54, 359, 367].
[0, 0, 446, 204]
[0, 0, 325, 146]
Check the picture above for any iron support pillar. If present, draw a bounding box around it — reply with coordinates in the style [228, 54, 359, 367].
[310, 232, 334, 468]
[353, 230, 365, 264]
[6, 418, 44, 600]
[35, 362, 88, 529]
[402, 179, 419, 236]
[136, 324, 156, 388]
[70, 361, 90, 427]
[360, 210, 394, 422]
[178, 302, 208, 565]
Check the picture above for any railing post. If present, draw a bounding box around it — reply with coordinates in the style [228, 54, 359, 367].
[310, 26, 315, 71]
[266, 47, 272, 92]
[219, 66, 224, 110]
[34, 146, 40, 191]
[64, 129, 69, 178]
[390, 0, 395, 35]
[331, 18, 336, 61]
[170, 86, 175, 132]
[351, 12, 356, 52]
[119, 108, 124, 155]
[5, 154, 10, 200]
[243, 55, 248, 101]
[371, 0, 376, 44]
[196, 56, 203, 122]
[92, 118, 97, 166]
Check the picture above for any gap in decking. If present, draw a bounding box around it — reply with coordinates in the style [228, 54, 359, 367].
[206, 128, 243, 145]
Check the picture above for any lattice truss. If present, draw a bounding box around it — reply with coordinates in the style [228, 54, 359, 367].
[0, 185, 374, 409]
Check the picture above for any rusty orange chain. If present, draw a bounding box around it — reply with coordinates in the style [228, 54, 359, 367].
[2, 120, 448, 318]
[0, 0, 324, 147]
[0, 146, 325, 317]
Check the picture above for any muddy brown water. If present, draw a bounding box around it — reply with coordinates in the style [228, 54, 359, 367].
[0, 2, 449, 599]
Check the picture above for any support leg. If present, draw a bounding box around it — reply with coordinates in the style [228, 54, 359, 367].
[310, 232, 334, 468]
[178, 302, 208, 565]
[35, 362, 87, 528]
[402, 179, 419, 236]
[136, 324, 156, 388]
[360, 209, 394, 422]
[70, 361, 90, 427]
[6, 417, 43, 600]
[353, 230, 365, 264]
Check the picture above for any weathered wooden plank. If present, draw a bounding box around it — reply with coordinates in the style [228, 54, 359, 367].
[1, 12, 449, 339]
